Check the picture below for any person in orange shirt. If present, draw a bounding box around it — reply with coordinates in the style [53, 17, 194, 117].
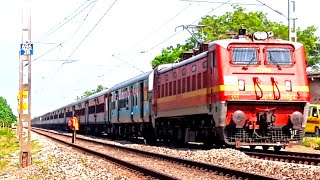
[73, 116, 79, 131]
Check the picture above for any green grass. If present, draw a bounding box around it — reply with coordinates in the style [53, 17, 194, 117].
[0, 128, 19, 171]
[301, 137, 320, 150]
[0, 160, 9, 171]
[31, 140, 42, 155]
[0, 128, 43, 173]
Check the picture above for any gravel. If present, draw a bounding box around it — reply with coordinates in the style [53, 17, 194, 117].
[0, 131, 146, 180]
[36, 130, 231, 180]
[66, 131, 320, 180]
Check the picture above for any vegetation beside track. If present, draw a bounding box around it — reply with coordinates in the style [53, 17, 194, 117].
[302, 137, 320, 150]
[0, 128, 42, 172]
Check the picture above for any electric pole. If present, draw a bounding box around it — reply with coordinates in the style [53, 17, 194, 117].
[18, 0, 32, 168]
[288, 0, 297, 42]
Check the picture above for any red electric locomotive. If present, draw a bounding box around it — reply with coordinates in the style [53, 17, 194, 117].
[152, 29, 310, 151]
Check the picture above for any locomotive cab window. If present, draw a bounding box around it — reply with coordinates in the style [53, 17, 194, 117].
[266, 48, 292, 66]
[231, 47, 258, 65]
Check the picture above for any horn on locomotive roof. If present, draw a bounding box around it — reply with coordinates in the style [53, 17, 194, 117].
[238, 28, 247, 36]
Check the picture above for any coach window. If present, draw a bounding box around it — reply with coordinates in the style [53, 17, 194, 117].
[96, 103, 105, 113]
[266, 48, 292, 66]
[231, 47, 258, 65]
[89, 106, 96, 114]
[165, 75, 168, 81]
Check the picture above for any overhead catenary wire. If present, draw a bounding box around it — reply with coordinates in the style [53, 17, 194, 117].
[112, 54, 145, 73]
[126, 1, 195, 52]
[38, 0, 231, 112]
[255, 0, 287, 19]
[179, 0, 263, 6]
[47, 0, 119, 85]
[145, 0, 233, 52]
[109, 0, 233, 74]
[25, 0, 98, 67]
[64, 0, 119, 62]
[66, 0, 99, 43]
[35, 0, 96, 44]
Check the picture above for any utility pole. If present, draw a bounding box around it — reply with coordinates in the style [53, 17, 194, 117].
[18, 0, 32, 168]
[288, 0, 297, 42]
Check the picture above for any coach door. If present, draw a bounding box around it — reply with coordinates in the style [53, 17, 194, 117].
[130, 85, 134, 122]
[85, 101, 89, 129]
[140, 82, 144, 118]
[116, 91, 119, 122]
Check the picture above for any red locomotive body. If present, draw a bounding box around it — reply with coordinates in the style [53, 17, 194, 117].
[152, 30, 310, 150]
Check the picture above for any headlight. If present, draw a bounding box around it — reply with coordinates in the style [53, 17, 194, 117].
[232, 110, 246, 125]
[253, 32, 268, 40]
[290, 111, 303, 126]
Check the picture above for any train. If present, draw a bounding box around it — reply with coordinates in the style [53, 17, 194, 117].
[32, 29, 310, 151]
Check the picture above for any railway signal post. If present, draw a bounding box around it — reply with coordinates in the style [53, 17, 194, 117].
[18, 0, 32, 168]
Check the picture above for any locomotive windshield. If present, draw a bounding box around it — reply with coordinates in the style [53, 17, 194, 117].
[266, 48, 292, 66]
[231, 48, 258, 65]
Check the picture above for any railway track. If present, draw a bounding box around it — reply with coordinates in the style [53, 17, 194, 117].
[32, 129, 174, 180]
[239, 148, 320, 166]
[32, 128, 276, 180]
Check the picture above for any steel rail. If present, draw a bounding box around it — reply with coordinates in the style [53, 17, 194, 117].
[32, 128, 277, 180]
[32, 129, 176, 180]
[239, 148, 320, 166]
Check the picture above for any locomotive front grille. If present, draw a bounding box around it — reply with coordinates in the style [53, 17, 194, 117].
[224, 127, 303, 145]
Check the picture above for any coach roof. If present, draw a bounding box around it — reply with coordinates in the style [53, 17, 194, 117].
[108, 71, 152, 92]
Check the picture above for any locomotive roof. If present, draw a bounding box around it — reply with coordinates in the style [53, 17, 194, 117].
[157, 51, 207, 74]
[158, 38, 304, 74]
[209, 38, 304, 49]
[108, 71, 152, 92]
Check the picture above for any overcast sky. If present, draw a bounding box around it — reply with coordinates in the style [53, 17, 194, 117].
[0, 0, 318, 117]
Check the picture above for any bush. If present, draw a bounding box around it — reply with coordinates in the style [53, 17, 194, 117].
[302, 140, 311, 147]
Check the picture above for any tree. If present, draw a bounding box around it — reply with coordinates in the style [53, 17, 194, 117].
[0, 96, 17, 127]
[76, 85, 107, 100]
[151, 6, 319, 67]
